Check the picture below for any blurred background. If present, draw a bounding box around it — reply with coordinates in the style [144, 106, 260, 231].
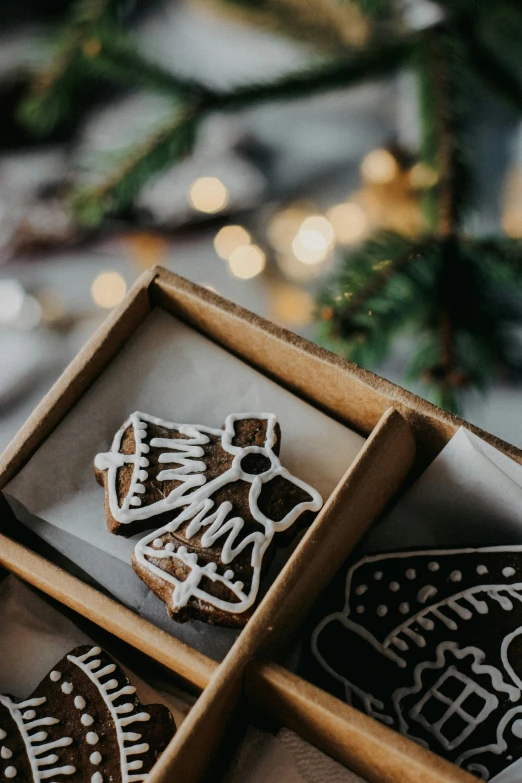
[2, 0, 522, 450]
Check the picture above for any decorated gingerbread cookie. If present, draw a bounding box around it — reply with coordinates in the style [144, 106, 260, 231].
[0, 645, 175, 783]
[95, 412, 323, 627]
[311, 545, 522, 781]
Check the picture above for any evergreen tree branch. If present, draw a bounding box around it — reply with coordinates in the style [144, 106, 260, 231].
[335, 236, 432, 320]
[82, 32, 213, 102]
[462, 28, 522, 112]
[66, 34, 415, 222]
[74, 106, 200, 224]
[203, 35, 414, 111]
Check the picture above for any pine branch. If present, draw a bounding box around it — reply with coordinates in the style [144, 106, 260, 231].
[205, 35, 414, 112]
[65, 33, 415, 223]
[19, 0, 116, 134]
[210, 0, 370, 54]
[74, 107, 200, 225]
[415, 26, 471, 237]
[462, 29, 522, 112]
[335, 236, 432, 320]
[81, 32, 212, 102]
[347, 0, 391, 18]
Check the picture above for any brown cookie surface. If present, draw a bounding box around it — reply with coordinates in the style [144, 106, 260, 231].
[95, 412, 323, 627]
[0, 645, 175, 783]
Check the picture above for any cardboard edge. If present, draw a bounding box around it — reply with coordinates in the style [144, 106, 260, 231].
[245, 661, 477, 783]
[0, 533, 218, 691]
[0, 268, 156, 486]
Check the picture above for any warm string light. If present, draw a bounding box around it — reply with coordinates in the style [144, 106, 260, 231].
[212, 223, 265, 280]
[228, 245, 265, 279]
[214, 225, 251, 259]
[189, 177, 229, 214]
[326, 202, 367, 244]
[361, 148, 399, 184]
[91, 271, 127, 308]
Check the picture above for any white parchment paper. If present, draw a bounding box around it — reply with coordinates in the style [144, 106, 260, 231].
[3, 309, 364, 659]
[361, 427, 522, 554]
[0, 575, 195, 728]
[357, 427, 522, 783]
[223, 725, 366, 783]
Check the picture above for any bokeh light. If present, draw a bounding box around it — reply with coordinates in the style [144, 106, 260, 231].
[409, 162, 439, 189]
[228, 245, 265, 279]
[267, 206, 313, 253]
[291, 214, 334, 265]
[91, 272, 127, 308]
[214, 225, 251, 260]
[361, 149, 399, 184]
[189, 177, 229, 214]
[326, 202, 367, 244]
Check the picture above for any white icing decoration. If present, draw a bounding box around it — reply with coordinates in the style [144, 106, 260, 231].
[399, 602, 410, 614]
[311, 542, 522, 781]
[81, 715, 94, 727]
[49, 672, 61, 683]
[512, 719, 522, 738]
[403, 627, 425, 647]
[165, 542, 175, 552]
[152, 539, 163, 548]
[4, 768, 16, 779]
[417, 585, 437, 604]
[22, 711, 36, 720]
[0, 695, 73, 783]
[406, 569, 416, 580]
[417, 616, 434, 631]
[98, 412, 325, 616]
[92, 774, 103, 783]
[389, 582, 400, 592]
[60, 683, 73, 695]
[355, 585, 367, 596]
[356, 605, 365, 614]
[428, 562, 439, 572]
[1, 748, 12, 760]
[68, 647, 147, 783]
[395, 645, 500, 752]
[74, 696, 86, 710]
[373, 571, 383, 581]
[86, 733, 99, 746]
[377, 605, 387, 617]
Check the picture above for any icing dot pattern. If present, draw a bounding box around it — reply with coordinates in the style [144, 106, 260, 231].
[347, 550, 522, 641]
[0, 644, 168, 783]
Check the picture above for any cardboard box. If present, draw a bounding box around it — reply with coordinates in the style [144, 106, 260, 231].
[2, 266, 517, 782]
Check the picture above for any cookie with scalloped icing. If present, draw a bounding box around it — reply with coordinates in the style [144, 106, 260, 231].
[95, 412, 323, 627]
[311, 545, 522, 781]
[0, 645, 175, 783]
